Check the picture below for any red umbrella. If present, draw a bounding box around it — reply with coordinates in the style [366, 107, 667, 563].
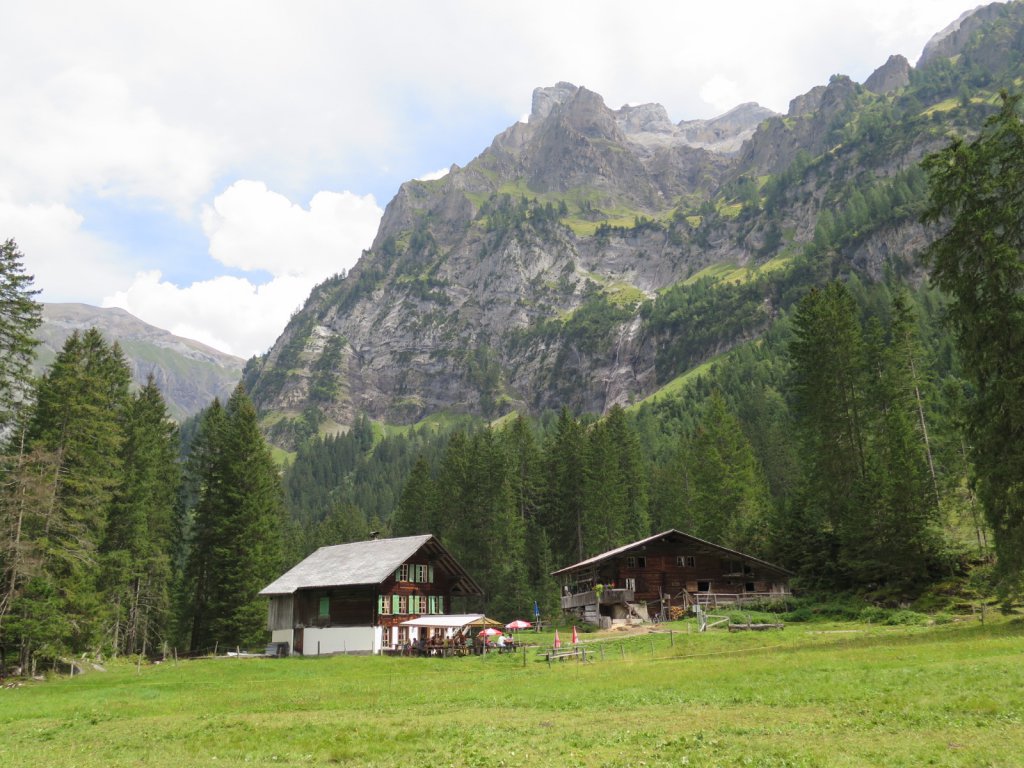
[571, 625, 579, 645]
[477, 627, 503, 636]
[553, 629, 561, 649]
[505, 619, 532, 630]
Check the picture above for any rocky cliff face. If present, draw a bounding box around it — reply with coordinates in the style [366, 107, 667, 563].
[244, 3, 1024, 445]
[38, 303, 244, 421]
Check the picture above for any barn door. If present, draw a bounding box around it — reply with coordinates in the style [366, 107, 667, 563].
[294, 627, 304, 655]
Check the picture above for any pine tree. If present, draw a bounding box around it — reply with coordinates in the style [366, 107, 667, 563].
[392, 455, 437, 536]
[922, 92, 1024, 598]
[541, 408, 587, 564]
[685, 392, 773, 552]
[0, 442, 61, 672]
[788, 283, 869, 584]
[182, 386, 285, 652]
[0, 239, 42, 441]
[100, 376, 180, 656]
[25, 329, 131, 651]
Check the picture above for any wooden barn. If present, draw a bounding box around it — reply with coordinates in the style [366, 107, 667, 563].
[259, 534, 483, 655]
[553, 529, 792, 627]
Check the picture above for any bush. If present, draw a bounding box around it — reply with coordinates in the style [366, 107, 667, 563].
[883, 609, 929, 626]
[783, 607, 813, 622]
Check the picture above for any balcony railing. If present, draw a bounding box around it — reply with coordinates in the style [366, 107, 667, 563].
[560, 588, 634, 610]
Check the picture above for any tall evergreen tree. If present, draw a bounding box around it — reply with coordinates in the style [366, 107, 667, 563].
[392, 455, 438, 536]
[25, 329, 131, 650]
[540, 408, 587, 564]
[182, 386, 285, 652]
[0, 239, 42, 441]
[922, 92, 1024, 599]
[787, 282, 869, 583]
[100, 375, 180, 656]
[685, 392, 773, 552]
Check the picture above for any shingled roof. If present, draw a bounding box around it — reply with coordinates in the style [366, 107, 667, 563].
[259, 534, 483, 596]
[551, 529, 792, 577]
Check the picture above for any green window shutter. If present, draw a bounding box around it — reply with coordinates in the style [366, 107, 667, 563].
[428, 565, 435, 583]
[319, 596, 330, 618]
[428, 596, 436, 614]
[438, 596, 444, 614]
[378, 595, 384, 614]
[392, 594, 400, 613]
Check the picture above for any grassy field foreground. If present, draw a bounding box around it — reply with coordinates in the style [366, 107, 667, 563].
[1, 617, 1022, 767]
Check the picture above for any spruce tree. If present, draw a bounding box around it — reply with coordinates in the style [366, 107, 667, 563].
[922, 92, 1024, 599]
[686, 392, 773, 552]
[25, 329, 131, 650]
[0, 239, 42, 441]
[392, 455, 437, 536]
[182, 386, 285, 652]
[101, 375, 180, 656]
[788, 283, 869, 584]
[541, 408, 587, 564]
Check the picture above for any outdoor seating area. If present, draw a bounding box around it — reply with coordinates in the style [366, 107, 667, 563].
[388, 616, 539, 657]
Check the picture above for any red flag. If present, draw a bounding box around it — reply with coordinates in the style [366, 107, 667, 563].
[553, 629, 561, 649]
[571, 625, 579, 645]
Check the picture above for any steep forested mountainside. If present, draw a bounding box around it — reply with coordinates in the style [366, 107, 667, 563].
[244, 1, 1024, 447]
[38, 303, 244, 421]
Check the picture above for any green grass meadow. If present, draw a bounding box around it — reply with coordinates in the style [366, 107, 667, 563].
[2, 617, 1022, 767]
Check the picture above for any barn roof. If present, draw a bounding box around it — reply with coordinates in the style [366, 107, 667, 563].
[259, 534, 483, 596]
[551, 529, 792, 577]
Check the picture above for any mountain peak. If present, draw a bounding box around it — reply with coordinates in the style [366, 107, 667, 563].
[918, 2, 1006, 67]
[530, 82, 581, 122]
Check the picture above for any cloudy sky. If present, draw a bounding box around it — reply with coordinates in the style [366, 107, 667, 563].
[1, 0, 978, 358]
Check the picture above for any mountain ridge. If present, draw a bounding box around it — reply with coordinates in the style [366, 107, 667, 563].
[39, 303, 244, 421]
[243, 1, 1024, 447]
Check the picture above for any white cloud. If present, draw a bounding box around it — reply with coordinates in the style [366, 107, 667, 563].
[699, 75, 744, 114]
[0, 66, 220, 214]
[200, 181, 382, 278]
[103, 181, 382, 358]
[417, 168, 451, 182]
[104, 271, 312, 359]
[0, 200, 138, 303]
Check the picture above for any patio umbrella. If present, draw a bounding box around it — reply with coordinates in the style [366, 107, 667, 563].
[477, 627, 503, 636]
[571, 625, 579, 645]
[505, 619, 531, 630]
[553, 629, 561, 649]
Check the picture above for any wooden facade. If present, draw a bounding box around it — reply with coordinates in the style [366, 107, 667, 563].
[553, 529, 791, 627]
[260, 534, 483, 655]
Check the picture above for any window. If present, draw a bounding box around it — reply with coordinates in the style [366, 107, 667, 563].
[627, 555, 646, 568]
[318, 596, 330, 619]
[395, 563, 409, 582]
[413, 564, 428, 583]
[676, 555, 696, 568]
[745, 582, 756, 592]
[378, 595, 390, 615]
[409, 595, 420, 614]
[697, 580, 710, 592]
[437, 595, 444, 614]
[397, 627, 409, 646]
[398, 595, 408, 614]
[624, 577, 636, 591]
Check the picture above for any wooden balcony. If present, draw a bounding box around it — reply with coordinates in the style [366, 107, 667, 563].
[560, 587, 634, 610]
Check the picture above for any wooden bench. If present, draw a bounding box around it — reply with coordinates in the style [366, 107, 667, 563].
[543, 648, 587, 664]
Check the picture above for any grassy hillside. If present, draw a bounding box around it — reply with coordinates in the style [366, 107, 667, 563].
[2, 616, 1020, 767]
